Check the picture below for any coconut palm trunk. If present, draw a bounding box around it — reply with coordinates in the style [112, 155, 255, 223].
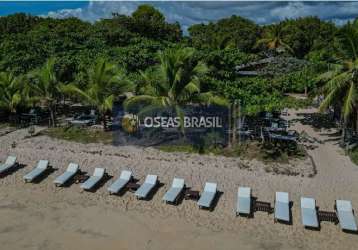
[49, 105, 56, 127]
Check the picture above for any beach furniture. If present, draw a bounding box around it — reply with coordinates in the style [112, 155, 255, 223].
[135, 174, 158, 199]
[23, 160, 49, 183]
[274, 192, 290, 223]
[198, 182, 217, 209]
[107, 170, 132, 194]
[335, 200, 358, 232]
[80, 168, 106, 190]
[162, 178, 185, 204]
[236, 187, 251, 216]
[0, 155, 17, 174]
[53, 163, 79, 186]
[301, 197, 319, 228]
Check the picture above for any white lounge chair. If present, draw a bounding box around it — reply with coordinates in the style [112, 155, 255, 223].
[0, 155, 17, 174]
[23, 160, 49, 183]
[274, 192, 290, 222]
[301, 197, 319, 228]
[162, 178, 185, 204]
[135, 174, 158, 199]
[53, 163, 79, 186]
[335, 200, 358, 232]
[236, 187, 251, 216]
[107, 170, 132, 194]
[80, 168, 106, 190]
[198, 182, 217, 209]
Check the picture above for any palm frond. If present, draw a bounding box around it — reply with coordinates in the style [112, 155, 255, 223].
[124, 95, 159, 113]
[342, 81, 356, 121]
[195, 92, 229, 106]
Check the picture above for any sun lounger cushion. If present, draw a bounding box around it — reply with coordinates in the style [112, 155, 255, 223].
[135, 175, 158, 198]
[0, 156, 17, 173]
[237, 187, 251, 215]
[23, 160, 49, 182]
[53, 163, 79, 186]
[197, 182, 217, 208]
[336, 200, 358, 232]
[301, 197, 319, 228]
[80, 167, 105, 190]
[275, 192, 290, 222]
[163, 178, 185, 203]
[107, 170, 132, 194]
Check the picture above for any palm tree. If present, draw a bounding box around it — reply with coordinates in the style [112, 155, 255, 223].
[26, 58, 62, 127]
[63, 58, 133, 130]
[256, 23, 293, 54]
[125, 47, 227, 132]
[0, 72, 23, 114]
[210, 35, 235, 50]
[318, 21, 358, 144]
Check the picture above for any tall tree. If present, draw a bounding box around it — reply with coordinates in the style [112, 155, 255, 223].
[26, 58, 63, 127]
[256, 23, 293, 54]
[63, 58, 133, 130]
[0, 72, 24, 114]
[125, 47, 227, 131]
[319, 20, 358, 143]
[189, 16, 260, 52]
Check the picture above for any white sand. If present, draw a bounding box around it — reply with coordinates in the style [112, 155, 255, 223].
[0, 108, 358, 250]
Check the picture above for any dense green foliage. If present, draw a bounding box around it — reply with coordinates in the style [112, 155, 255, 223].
[318, 19, 358, 139]
[0, 6, 357, 125]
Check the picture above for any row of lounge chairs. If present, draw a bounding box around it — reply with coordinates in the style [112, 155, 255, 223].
[236, 187, 358, 232]
[1, 156, 357, 232]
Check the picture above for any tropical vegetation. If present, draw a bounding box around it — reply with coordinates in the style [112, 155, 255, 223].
[0, 5, 357, 147]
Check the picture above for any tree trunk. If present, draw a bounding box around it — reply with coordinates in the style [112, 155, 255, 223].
[49, 105, 56, 127]
[102, 114, 107, 131]
[304, 86, 308, 97]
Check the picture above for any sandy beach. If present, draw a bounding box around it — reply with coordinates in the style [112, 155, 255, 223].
[1, 108, 358, 250]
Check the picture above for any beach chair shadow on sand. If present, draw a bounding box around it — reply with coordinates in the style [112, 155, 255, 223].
[135, 175, 162, 200]
[0, 156, 26, 177]
[23, 160, 55, 183]
[198, 182, 222, 211]
[80, 168, 112, 192]
[53, 163, 79, 187]
[0, 156, 17, 176]
[162, 178, 185, 205]
[108, 170, 133, 195]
